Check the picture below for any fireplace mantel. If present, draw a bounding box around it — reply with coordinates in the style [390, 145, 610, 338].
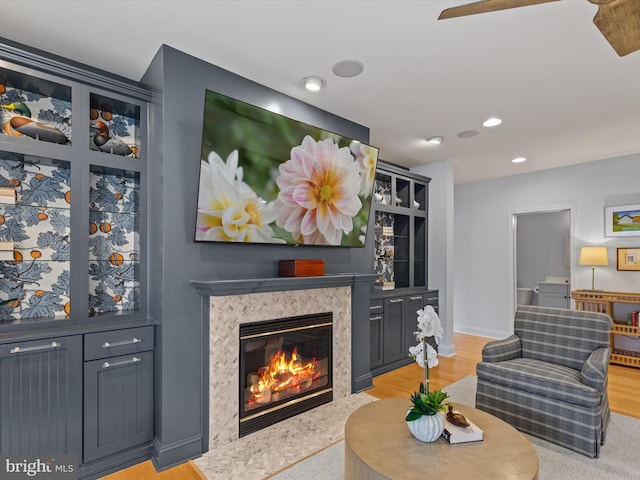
[191, 273, 377, 297]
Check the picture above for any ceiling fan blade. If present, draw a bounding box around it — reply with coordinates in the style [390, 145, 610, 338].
[439, 0, 560, 20]
[592, 0, 640, 56]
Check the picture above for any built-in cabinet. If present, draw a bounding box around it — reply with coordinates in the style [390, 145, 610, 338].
[83, 326, 154, 464]
[369, 161, 437, 376]
[0, 335, 83, 455]
[0, 40, 153, 479]
[372, 161, 428, 291]
[369, 290, 438, 376]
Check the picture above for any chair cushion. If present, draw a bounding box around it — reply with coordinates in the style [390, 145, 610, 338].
[515, 306, 612, 371]
[476, 357, 601, 408]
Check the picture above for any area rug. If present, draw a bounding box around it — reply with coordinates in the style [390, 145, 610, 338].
[193, 391, 376, 479]
[269, 376, 640, 480]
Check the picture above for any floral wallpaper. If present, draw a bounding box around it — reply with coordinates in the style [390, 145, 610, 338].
[88, 169, 140, 315]
[0, 152, 71, 322]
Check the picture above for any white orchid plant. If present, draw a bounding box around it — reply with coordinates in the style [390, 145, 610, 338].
[406, 306, 449, 420]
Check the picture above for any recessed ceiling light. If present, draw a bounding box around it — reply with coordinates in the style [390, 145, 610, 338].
[457, 130, 479, 139]
[425, 136, 443, 145]
[332, 59, 364, 78]
[482, 117, 502, 127]
[303, 76, 326, 91]
[512, 157, 527, 164]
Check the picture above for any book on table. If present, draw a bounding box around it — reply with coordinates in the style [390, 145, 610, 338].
[441, 412, 483, 444]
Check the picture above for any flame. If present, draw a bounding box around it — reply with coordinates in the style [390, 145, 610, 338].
[248, 347, 320, 404]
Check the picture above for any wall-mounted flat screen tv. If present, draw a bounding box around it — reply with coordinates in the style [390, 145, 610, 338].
[195, 89, 379, 247]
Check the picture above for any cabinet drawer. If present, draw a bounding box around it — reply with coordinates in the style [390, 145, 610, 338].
[84, 326, 154, 360]
[0, 336, 71, 357]
[369, 300, 384, 315]
[424, 293, 439, 304]
[537, 283, 569, 294]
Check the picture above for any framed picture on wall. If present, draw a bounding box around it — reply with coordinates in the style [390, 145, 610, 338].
[617, 247, 640, 271]
[604, 204, 640, 237]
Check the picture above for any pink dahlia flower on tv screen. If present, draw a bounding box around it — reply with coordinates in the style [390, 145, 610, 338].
[274, 135, 363, 245]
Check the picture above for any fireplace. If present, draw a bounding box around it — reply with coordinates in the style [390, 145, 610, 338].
[239, 312, 333, 437]
[191, 275, 375, 449]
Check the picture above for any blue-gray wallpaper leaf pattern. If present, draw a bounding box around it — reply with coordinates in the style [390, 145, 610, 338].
[88, 169, 140, 315]
[0, 155, 71, 322]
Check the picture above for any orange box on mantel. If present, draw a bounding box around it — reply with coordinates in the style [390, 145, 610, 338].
[278, 260, 325, 277]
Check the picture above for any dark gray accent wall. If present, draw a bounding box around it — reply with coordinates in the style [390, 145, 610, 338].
[141, 45, 374, 469]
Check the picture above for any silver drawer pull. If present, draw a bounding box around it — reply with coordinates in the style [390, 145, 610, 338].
[410, 296, 422, 300]
[102, 337, 142, 348]
[389, 298, 404, 303]
[102, 356, 141, 369]
[10, 341, 61, 354]
[370, 315, 383, 321]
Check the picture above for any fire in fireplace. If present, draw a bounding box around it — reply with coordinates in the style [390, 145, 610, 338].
[239, 312, 333, 437]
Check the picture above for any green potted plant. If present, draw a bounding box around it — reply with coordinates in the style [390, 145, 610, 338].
[405, 305, 449, 442]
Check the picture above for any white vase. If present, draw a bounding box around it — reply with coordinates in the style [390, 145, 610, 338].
[406, 411, 445, 443]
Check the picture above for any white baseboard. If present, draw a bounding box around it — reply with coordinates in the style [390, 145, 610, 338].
[454, 325, 506, 340]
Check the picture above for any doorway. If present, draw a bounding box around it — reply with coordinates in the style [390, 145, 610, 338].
[510, 205, 575, 314]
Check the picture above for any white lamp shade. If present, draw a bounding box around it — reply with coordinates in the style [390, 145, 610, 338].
[579, 246, 608, 266]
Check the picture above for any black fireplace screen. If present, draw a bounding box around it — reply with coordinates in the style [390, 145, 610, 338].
[239, 312, 333, 436]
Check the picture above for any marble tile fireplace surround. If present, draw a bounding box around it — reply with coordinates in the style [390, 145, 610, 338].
[192, 274, 375, 450]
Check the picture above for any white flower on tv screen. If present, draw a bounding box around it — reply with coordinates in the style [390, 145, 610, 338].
[196, 150, 284, 243]
[274, 135, 362, 245]
[350, 141, 377, 198]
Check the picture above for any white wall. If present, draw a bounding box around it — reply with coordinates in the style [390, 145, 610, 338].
[454, 153, 640, 339]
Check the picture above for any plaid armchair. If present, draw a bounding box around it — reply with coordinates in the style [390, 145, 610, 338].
[475, 305, 612, 457]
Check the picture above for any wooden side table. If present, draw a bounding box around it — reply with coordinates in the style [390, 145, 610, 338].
[571, 289, 640, 368]
[345, 398, 538, 480]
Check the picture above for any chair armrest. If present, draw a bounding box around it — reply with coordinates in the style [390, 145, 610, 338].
[581, 347, 611, 392]
[482, 335, 521, 362]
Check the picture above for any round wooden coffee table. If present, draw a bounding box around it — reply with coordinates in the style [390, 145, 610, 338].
[345, 398, 538, 480]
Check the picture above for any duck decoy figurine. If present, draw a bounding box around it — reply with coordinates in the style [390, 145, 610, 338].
[90, 121, 133, 156]
[0, 102, 69, 144]
[446, 405, 470, 428]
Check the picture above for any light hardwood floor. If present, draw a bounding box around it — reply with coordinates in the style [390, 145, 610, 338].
[103, 333, 640, 479]
[367, 333, 640, 419]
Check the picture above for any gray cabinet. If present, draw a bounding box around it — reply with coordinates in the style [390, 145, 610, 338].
[0, 38, 153, 478]
[0, 328, 154, 475]
[404, 294, 425, 357]
[383, 296, 406, 364]
[83, 327, 154, 463]
[372, 161, 430, 291]
[369, 299, 384, 369]
[370, 290, 439, 376]
[370, 161, 436, 376]
[0, 336, 82, 455]
[538, 283, 571, 309]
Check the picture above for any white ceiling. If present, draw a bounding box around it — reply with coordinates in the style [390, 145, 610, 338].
[2, 0, 639, 183]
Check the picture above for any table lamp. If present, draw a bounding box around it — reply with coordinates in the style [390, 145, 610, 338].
[579, 246, 608, 290]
